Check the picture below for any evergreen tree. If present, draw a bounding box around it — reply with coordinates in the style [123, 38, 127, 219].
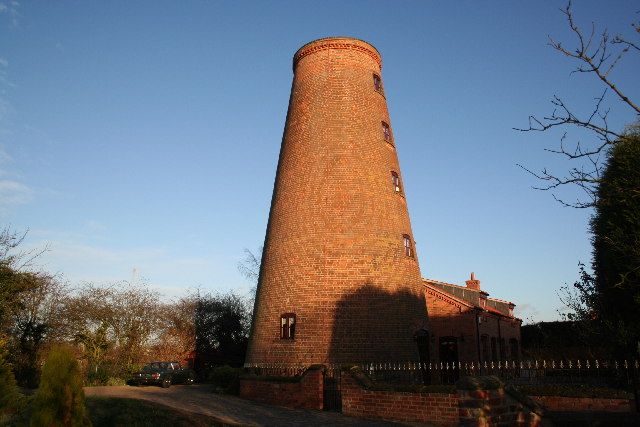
[0, 343, 25, 421]
[194, 292, 249, 373]
[30, 346, 91, 427]
[590, 126, 640, 356]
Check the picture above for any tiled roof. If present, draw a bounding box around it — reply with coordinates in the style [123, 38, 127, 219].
[424, 283, 475, 309]
[423, 278, 516, 318]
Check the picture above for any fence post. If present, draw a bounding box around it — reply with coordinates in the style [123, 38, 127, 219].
[634, 360, 640, 413]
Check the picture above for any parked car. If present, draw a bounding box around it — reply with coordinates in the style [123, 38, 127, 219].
[132, 362, 195, 388]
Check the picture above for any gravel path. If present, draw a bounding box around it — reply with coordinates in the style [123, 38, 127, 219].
[84, 385, 408, 426]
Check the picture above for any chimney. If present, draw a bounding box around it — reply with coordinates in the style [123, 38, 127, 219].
[466, 272, 481, 291]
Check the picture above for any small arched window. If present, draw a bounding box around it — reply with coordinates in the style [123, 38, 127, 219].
[382, 121, 392, 143]
[403, 234, 413, 257]
[280, 313, 296, 339]
[373, 73, 383, 92]
[391, 171, 402, 193]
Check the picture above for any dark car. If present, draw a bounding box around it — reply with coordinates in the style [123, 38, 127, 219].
[132, 362, 195, 388]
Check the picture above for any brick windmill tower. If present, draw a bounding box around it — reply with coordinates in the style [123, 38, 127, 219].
[246, 37, 429, 366]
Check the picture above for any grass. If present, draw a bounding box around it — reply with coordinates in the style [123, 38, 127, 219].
[516, 384, 634, 399]
[85, 397, 224, 427]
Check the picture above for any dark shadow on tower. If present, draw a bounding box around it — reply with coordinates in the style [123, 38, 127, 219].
[328, 284, 429, 364]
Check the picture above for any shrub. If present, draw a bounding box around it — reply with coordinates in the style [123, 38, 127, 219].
[86, 368, 109, 386]
[85, 363, 140, 386]
[207, 365, 240, 394]
[0, 350, 25, 421]
[30, 346, 91, 427]
[105, 377, 125, 387]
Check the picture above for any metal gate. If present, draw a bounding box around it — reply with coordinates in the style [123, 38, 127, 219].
[323, 367, 342, 412]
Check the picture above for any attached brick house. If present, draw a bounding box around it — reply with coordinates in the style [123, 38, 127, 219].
[424, 273, 521, 364]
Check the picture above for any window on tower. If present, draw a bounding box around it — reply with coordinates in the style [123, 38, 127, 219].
[373, 73, 383, 92]
[403, 234, 413, 257]
[280, 313, 296, 339]
[382, 122, 392, 143]
[391, 171, 402, 193]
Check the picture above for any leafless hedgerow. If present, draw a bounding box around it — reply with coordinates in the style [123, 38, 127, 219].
[515, 1, 640, 208]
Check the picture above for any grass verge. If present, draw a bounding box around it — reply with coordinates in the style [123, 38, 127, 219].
[516, 384, 633, 399]
[85, 397, 224, 427]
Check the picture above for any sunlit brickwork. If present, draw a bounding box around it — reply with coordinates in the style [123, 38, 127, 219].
[245, 37, 429, 365]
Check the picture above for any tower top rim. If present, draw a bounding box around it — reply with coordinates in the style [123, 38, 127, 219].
[293, 37, 382, 71]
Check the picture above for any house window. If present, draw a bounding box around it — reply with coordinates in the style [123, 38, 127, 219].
[373, 73, 382, 92]
[490, 337, 497, 361]
[481, 334, 490, 362]
[499, 338, 506, 360]
[280, 313, 296, 339]
[509, 338, 519, 360]
[403, 234, 413, 257]
[391, 171, 402, 193]
[382, 122, 392, 143]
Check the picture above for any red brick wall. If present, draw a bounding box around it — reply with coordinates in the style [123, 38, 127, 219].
[477, 313, 521, 361]
[531, 395, 635, 412]
[239, 368, 323, 410]
[425, 290, 479, 362]
[246, 37, 428, 365]
[341, 371, 459, 426]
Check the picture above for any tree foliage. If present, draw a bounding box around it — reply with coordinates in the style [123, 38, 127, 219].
[0, 228, 43, 338]
[151, 295, 197, 363]
[9, 273, 67, 388]
[194, 292, 249, 371]
[0, 228, 66, 387]
[560, 126, 640, 356]
[590, 126, 640, 355]
[0, 226, 252, 387]
[61, 282, 164, 379]
[0, 343, 25, 420]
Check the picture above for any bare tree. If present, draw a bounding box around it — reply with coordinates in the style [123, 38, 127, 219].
[0, 227, 49, 333]
[151, 296, 196, 363]
[6, 272, 68, 387]
[237, 247, 261, 285]
[62, 281, 162, 376]
[516, 1, 639, 208]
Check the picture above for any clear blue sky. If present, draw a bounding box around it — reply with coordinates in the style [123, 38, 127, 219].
[1, 1, 638, 322]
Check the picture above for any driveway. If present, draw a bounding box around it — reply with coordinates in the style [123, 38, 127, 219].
[84, 385, 409, 426]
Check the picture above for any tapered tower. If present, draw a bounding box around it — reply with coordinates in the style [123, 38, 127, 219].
[246, 37, 428, 365]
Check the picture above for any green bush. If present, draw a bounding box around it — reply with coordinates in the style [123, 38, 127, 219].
[0, 350, 25, 422]
[207, 365, 240, 394]
[85, 364, 139, 386]
[30, 346, 91, 427]
[86, 368, 109, 386]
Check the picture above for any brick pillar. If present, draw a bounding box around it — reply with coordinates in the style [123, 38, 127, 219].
[456, 376, 544, 426]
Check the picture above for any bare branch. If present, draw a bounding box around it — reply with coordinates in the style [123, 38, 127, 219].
[237, 247, 262, 284]
[516, 2, 638, 207]
[549, 2, 640, 114]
